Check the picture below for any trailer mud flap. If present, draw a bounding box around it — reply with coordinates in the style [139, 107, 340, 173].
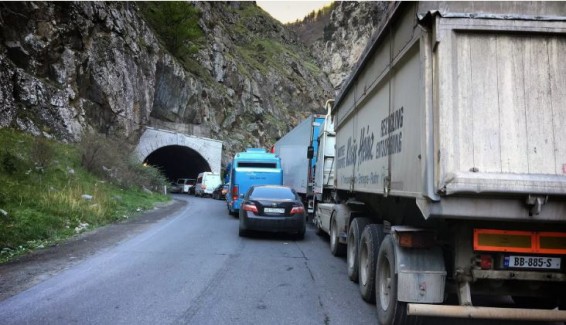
[395, 245, 446, 303]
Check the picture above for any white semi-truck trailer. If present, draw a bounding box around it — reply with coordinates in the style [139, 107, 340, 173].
[274, 113, 329, 214]
[313, 1, 566, 323]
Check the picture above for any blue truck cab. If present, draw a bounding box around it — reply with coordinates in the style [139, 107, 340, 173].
[227, 148, 283, 216]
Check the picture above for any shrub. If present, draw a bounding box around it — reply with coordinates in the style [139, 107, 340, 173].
[0, 128, 169, 262]
[78, 133, 167, 191]
[140, 2, 203, 57]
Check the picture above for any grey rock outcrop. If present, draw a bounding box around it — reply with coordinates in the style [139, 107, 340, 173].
[310, 1, 393, 90]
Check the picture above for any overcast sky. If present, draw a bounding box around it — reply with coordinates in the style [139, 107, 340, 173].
[256, 1, 332, 24]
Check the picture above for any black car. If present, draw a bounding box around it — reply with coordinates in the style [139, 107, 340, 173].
[238, 185, 306, 239]
[212, 183, 229, 200]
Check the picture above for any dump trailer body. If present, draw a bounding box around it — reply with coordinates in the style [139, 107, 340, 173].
[333, 1, 566, 221]
[327, 1, 566, 321]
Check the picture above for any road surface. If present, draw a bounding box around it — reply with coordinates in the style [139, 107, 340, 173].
[0, 195, 559, 324]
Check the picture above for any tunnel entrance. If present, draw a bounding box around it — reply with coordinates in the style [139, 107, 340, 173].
[144, 145, 211, 182]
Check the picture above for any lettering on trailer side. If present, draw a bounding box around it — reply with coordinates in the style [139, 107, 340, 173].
[376, 107, 403, 159]
[357, 125, 374, 167]
[336, 144, 346, 169]
[336, 106, 405, 188]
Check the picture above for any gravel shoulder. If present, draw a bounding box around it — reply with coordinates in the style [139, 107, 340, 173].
[0, 199, 186, 302]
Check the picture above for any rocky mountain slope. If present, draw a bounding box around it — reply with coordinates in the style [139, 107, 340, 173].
[0, 1, 332, 163]
[0, 1, 389, 164]
[308, 1, 393, 90]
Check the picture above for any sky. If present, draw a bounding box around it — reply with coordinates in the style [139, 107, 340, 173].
[256, 1, 333, 24]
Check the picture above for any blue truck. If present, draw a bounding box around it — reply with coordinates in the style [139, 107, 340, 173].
[226, 148, 283, 216]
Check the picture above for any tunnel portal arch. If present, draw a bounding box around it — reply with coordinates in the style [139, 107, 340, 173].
[134, 127, 222, 181]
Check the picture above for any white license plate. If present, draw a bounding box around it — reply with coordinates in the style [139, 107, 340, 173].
[264, 208, 285, 214]
[504, 255, 561, 270]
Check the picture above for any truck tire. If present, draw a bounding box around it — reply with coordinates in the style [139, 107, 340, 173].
[358, 224, 384, 302]
[347, 217, 372, 283]
[376, 234, 421, 325]
[315, 221, 324, 236]
[330, 217, 346, 256]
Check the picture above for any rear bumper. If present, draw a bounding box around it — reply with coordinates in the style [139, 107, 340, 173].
[241, 213, 305, 233]
[407, 304, 566, 321]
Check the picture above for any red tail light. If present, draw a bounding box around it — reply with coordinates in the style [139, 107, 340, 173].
[202, 184, 207, 190]
[232, 185, 239, 201]
[479, 255, 493, 270]
[290, 206, 305, 215]
[243, 203, 258, 214]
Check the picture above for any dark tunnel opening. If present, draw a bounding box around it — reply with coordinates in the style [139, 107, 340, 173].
[143, 145, 211, 182]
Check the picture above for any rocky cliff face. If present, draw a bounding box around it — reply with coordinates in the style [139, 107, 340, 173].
[309, 1, 393, 90]
[0, 2, 333, 163]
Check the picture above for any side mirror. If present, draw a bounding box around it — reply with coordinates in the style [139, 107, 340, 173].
[307, 146, 314, 159]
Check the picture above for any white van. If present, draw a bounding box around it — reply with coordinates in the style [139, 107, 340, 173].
[194, 172, 222, 197]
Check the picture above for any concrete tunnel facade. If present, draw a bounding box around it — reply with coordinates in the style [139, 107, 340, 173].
[134, 127, 223, 181]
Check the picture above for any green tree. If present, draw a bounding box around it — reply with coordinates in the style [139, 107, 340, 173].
[141, 2, 203, 57]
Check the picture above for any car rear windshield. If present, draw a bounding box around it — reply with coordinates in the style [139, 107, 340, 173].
[250, 187, 296, 200]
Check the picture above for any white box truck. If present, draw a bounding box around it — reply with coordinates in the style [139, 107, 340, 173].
[273, 113, 328, 214]
[312, 2, 566, 323]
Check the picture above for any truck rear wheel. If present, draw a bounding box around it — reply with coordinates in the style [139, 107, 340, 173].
[347, 217, 372, 283]
[359, 224, 384, 302]
[330, 217, 346, 256]
[376, 234, 421, 325]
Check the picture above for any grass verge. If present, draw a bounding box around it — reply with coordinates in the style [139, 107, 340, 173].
[0, 128, 170, 263]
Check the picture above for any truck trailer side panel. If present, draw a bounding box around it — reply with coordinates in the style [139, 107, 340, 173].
[334, 5, 424, 198]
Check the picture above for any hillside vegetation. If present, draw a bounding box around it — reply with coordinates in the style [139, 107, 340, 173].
[0, 128, 169, 263]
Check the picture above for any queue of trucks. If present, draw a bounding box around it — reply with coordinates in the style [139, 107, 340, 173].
[267, 1, 566, 324]
[270, 100, 337, 217]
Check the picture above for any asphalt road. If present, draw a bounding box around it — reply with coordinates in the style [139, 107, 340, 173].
[0, 195, 376, 324]
[0, 195, 560, 325]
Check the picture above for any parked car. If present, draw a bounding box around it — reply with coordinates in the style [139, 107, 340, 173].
[238, 185, 306, 239]
[174, 178, 196, 194]
[195, 172, 222, 197]
[212, 183, 229, 200]
[168, 178, 195, 194]
[168, 181, 182, 194]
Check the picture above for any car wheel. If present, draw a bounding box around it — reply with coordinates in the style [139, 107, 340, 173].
[330, 217, 346, 257]
[347, 217, 372, 283]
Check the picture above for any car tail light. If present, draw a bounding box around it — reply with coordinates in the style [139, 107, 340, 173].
[202, 185, 207, 190]
[232, 185, 239, 201]
[243, 203, 258, 214]
[290, 206, 305, 215]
